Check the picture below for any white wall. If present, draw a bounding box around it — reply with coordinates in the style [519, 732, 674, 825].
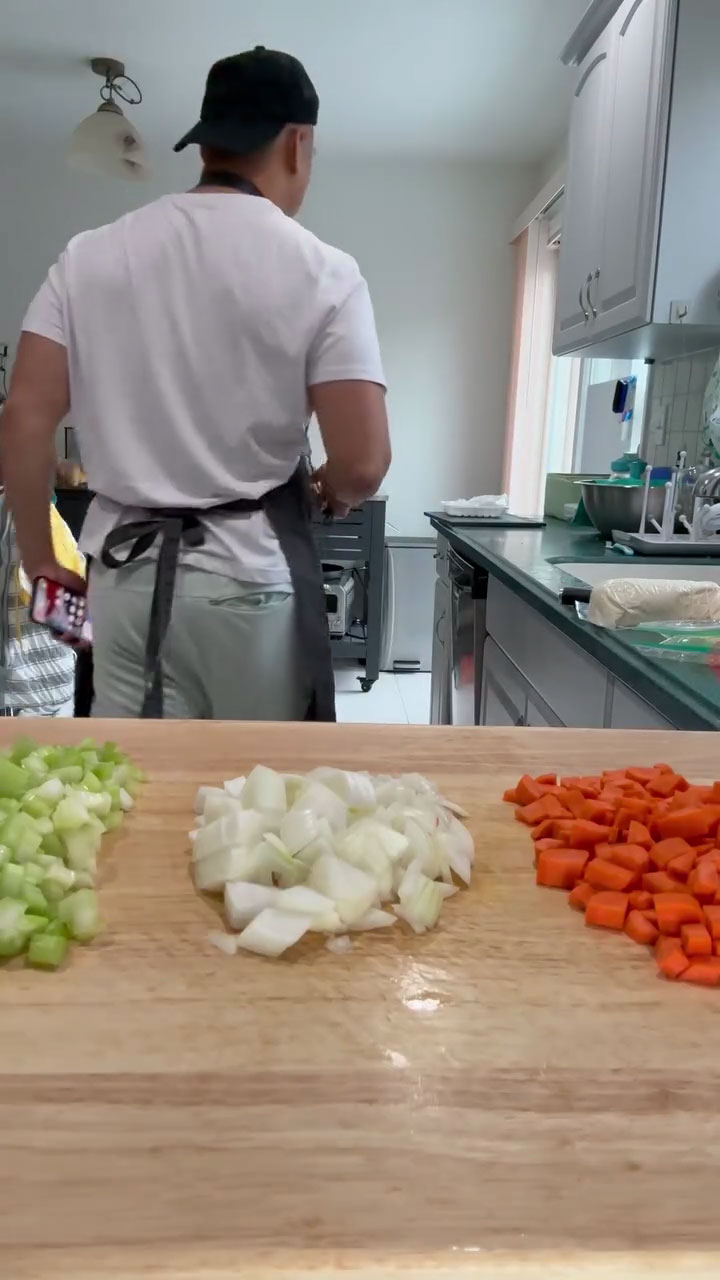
[303, 158, 537, 533]
[0, 145, 536, 534]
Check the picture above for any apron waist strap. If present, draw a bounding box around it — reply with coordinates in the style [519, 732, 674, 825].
[100, 495, 266, 718]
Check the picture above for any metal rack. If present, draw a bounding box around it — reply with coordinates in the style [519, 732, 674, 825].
[312, 497, 386, 692]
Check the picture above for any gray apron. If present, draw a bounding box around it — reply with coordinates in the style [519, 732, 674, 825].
[100, 171, 335, 721]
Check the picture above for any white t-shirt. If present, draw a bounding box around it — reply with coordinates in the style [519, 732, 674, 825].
[22, 193, 386, 582]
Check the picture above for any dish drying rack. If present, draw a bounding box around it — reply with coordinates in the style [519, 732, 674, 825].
[613, 453, 720, 556]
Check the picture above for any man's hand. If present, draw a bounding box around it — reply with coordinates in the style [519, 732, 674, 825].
[30, 561, 89, 651]
[310, 464, 351, 519]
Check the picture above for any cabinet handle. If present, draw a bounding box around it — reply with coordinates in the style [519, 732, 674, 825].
[587, 268, 599, 319]
[578, 282, 589, 322]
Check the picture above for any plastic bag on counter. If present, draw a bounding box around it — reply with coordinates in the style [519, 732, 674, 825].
[635, 628, 720, 667]
[585, 578, 720, 629]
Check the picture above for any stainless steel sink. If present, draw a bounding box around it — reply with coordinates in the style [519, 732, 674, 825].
[555, 561, 720, 588]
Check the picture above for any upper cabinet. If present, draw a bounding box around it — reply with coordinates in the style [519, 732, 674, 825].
[554, 0, 720, 360]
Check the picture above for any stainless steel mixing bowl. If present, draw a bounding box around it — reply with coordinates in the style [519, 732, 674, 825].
[579, 481, 669, 537]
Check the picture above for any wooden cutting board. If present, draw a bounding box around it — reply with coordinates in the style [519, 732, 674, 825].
[2, 721, 720, 1280]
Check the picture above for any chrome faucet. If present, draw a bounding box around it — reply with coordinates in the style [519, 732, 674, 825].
[693, 466, 720, 502]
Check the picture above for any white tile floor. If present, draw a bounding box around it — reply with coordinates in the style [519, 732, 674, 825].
[334, 664, 431, 725]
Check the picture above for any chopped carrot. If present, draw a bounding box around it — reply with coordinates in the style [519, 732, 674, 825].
[531, 818, 561, 840]
[626, 767, 658, 785]
[688, 859, 720, 902]
[643, 871, 679, 895]
[516, 775, 544, 807]
[585, 891, 629, 931]
[647, 773, 686, 799]
[651, 837, 694, 868]
[667, 851, 696, 880]
[536, 848, 589, 890]
[603, 843, 650, 875]
[584, 858, 636, 893]
[625, 910, 658, 946]
[627, 820, 653, 850]
[615, 799, 652, 825]
[655, 936, 690, 979]
[568, 882, 595, 912]
[654, 892, 704, 936]
[679, 959, 720, 986]
[629, 890, 653, 911]
[711, 782, 720, 804]
[534, 773, 557, 787]
[656, 808, 720, 842]
[641, 909, 658, 926]
[535, 837, 565, 853]
[503, 787, 519, 804]
[517, 794, 569, 825]
[681, 922, 712, 957]
[703, 905, 720, 940]
[565, 820, 613, 849]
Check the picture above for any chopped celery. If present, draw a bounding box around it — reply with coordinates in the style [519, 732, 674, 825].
[80, 750, 100, 769]
[103, 810, 123, 831]
[27, 932, 68, 968]
[22, 795, 52, 820]
[44, 918, 68, 938]
[22, 862, 45, 886]
[53, 797, 90, 833]
[0, 758, 31, 798]
[59, 889, 101, 942]
[21, 752, 49, 778]
[8, 738, 37, 764]
[53, 765, 83, 785]
[0, 844, 10, 868]
[43, 863, 76, 900]
[62, 827, 100, 871]
[0, 863, 24, 898]
[92, 762, 115, 783]
[41, 832, 65, 860]
[80, 771, 102, 794]
[32, 776, 65, 805]
[0, 932, 25, 957]
[20, 913, 48, 937]
[20, 882, 50, 915]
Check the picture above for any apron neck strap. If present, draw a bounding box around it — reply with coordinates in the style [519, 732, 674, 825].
[196, 170, 263, 198]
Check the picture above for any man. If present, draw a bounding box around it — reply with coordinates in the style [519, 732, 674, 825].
[1, 47, 390, 720]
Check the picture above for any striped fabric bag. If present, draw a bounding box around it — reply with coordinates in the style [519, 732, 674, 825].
[0, 495, 76, 717]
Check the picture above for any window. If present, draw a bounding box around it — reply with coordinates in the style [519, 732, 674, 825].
[504, 183, 650, 515]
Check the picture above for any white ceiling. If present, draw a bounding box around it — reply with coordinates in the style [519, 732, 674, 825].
[0, 0, 588, 161]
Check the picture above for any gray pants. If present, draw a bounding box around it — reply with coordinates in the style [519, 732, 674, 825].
[89, 561, 310, 720]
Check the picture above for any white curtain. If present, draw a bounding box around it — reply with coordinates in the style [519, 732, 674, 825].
[502, 221, 558, 516]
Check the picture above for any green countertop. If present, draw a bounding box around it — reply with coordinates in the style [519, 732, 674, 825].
[428, 515, 720, 731]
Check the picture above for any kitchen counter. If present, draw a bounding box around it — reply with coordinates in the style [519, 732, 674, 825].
[3, 719, 720, 1280]
[429, 515, 720, 730]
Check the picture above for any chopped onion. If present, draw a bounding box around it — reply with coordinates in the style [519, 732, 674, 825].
[326, 935, 353, 954]
[236, 907, 313, 957]
[208, 930, 239, 955]
[241, 765, 287, 814]
[224, 881, 279, 929]
[192, 764, 473, 960]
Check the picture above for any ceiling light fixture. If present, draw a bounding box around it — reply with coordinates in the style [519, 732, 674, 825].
[68, 56, 150, 181]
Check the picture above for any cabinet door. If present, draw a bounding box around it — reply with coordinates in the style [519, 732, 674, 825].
[430, 575, 451, 725]
[594, 0, 676, 340]
[479, 638, 527, 727]
[553, 30, 614, 354]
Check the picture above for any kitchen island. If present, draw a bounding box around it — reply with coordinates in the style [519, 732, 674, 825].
[429, 515, 720, 730]
[3, 719, 720, 1280]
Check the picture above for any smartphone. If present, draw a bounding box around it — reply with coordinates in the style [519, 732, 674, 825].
[30, 576, 90, 643]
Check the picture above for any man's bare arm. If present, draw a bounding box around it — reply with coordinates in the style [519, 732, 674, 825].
[309, 380, 391, 510]
[0, 332, 70, 579]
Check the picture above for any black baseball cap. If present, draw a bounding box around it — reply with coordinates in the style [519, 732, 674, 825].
[174, 46, 319, 155]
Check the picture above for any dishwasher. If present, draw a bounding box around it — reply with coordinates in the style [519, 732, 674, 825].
[430, 539, 487, 725]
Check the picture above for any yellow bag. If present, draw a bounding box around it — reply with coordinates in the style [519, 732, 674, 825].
[18, 505, 85, 604]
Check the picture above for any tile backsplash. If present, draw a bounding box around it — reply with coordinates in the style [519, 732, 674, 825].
[647, 349, 719, 466]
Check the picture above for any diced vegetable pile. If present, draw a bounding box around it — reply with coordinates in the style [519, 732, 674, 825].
[0, 738, 143, 968]
[505, 764, 720, 987]
[192, 765, 474, 958]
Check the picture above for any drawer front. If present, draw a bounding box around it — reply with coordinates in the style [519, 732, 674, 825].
[486, 577, 608, 727]
[608, 679, 674, 730]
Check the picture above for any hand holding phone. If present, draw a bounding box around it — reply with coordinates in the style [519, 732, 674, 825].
[30, 576, 91, 645]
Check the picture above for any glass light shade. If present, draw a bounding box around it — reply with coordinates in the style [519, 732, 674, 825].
[68, 103, 150, 181]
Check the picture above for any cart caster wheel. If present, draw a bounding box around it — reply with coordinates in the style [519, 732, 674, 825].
[359, 677, 375, 693]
